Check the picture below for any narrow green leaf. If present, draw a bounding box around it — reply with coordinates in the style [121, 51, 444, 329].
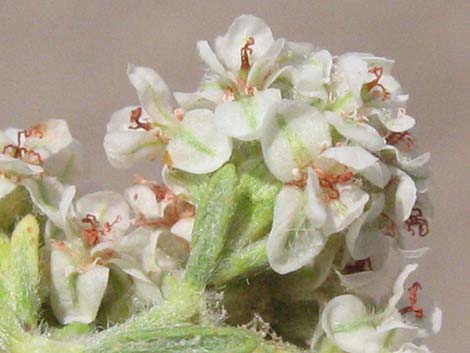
[184, 164, 238, 290]
[9, 214, 41, 329]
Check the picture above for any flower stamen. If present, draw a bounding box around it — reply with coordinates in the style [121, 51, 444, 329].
[405, 208, 429, 237]
[399, 282, 424, 319]
[366, 67, 390, 101]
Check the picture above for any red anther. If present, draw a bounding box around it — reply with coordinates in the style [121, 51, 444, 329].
[343, 258, 373, 274]
[128, 107, 152, 131]
[400, 282, 424, 319]
[2, 129, 44, 165]
[315, 167, 353, 202]
[81, 213, 121, 246]
[366, 66, 391, 101]
[223, 87, 235, 102]
[405, 208, 429, 237]
[385, 131, 414, 151]
[174, 108, 185, 121]
[103, 215, 122, 233]
[240, 37, 255, 72]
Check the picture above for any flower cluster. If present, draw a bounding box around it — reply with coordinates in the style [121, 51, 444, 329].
[0, 14, 440, 353]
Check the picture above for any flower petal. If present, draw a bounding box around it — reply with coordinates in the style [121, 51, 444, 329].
[319, 146, 378, 171]
[75, 191, 130, 237]
[22, 176, 75, 229]
[215, 15, 274, 73]
[267, 186, 325, 274]
[326, 111, 385, 151]
[104, 106, 165, 169]
[361, 160, 392, 188]
[167, 109, 232, 174]
[321, 294, 384, 353]
[125, 184, 164, 220]
[127, 64, 177, 127]
[50, 248, 109, 324]
[24, 119, 73, 160]
[261, 100, 331, 182]
[322, 183, 369, 236]
[215, 88, 281, 141]
[196, 40, 228, 77]
[391, 169, 417, 222]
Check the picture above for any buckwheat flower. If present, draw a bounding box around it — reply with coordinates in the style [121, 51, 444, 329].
[321, 265, 441, 353]
[124, 176, 195, 242]
[0, 119, 77, 227]
[49, 238, 110, 324]
[266, 48, 333, 105]
[105, 66, 232, 173]
[178, 15, 284, 140]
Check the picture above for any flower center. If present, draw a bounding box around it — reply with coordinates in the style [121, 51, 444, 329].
[128, 107, 170, 144]
[81, 213, 122, 246]
[385, 130, 414, 152]
[315, 167, 353, 201]
[240, 36, 255, 72]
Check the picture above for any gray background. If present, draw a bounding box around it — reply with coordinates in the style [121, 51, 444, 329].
[0, 1, 468, 351]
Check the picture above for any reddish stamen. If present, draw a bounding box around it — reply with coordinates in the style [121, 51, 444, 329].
[399, 282, 424, 319]
[2, 129, 44, 165]
[81, 213, 121, 246]
[366, 67, 390, 101]
[128, 107, 152, 131]
[385, 131, 414, 151]
[240, 37, 255, 72]
[315, 168, 353, 201]
[343, 258, 373, 274]
[405, 208, 429, 237]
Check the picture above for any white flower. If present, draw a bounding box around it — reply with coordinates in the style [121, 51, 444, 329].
[105, 66, 232, 174]
[267, 145, 384, 274]
[322, 265, 441, 353]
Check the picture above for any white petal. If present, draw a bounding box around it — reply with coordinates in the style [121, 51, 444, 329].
[161, 165, 189, 197]
[305, 168, 327, 227]
[0, 177, 16, 199]
[127, 65, 177, 127]
[104, 106, 165, 169]
[215, 88, 281, 141]
[50, 248, 109, 324]
[267, 186, 325, 274]
[379, 109, 415, 133]
[22, 176, 75, 229]
[125, 184, 163, 220]
[361, 160, 392, 188]
[346, 193, 385, 259]
[170, 217, 194, 242]
[335, 54, 370, 99]
[261, 100, 331, 182]
[247, 38, 285, 88]
[196, 40, 227, 77]
[326, 111, 385, 151]
[321, 294, 384, 353]
[323, 183, 369, 236]
[0, 154, 43, 175]
[24, 119, 73, 160]
[391, 169, 417, 222]
[384, 263, 419, 314]
[394, 343, 432, 353]
[215, 15, 274, 73]
[167, 109, 232, 174]
[43, 140, 82, 184]
[75, 191, 130, 237]
[319, 146, 378, 171]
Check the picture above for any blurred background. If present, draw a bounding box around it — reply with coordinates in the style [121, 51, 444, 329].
[0, 1, 468, 351]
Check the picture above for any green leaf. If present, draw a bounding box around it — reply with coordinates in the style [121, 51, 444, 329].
[9, 214, 41, 329]
[184, 164, 238, 290]
[91, 325, 299, 353]
[0, 186, 32, 232]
